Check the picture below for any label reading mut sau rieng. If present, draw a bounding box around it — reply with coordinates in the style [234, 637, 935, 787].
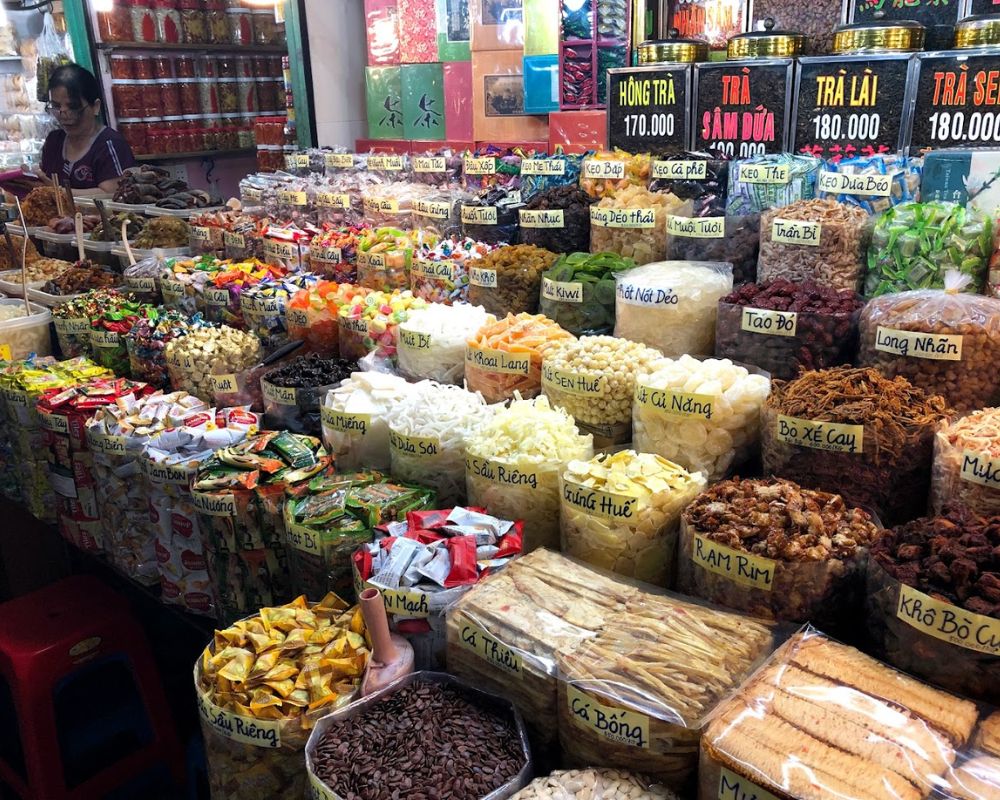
[262, 380, 296, 406]
[320, 407, 370, 435]
[458, 617, 522, 675]
[542, 364, 604, 396]
[771, 218, 821, 246]
[466, 346, 530, 375]
[776, 414, 864, 453]
[469, 267, 497, 288]
[567, 685, 649, 748]
[541, 278, 583, 303]
[635, 384, 715, 419]
[652, 160, 708, 180]
[461, 205, 497, 225]
[616, 282, 678, 307]
[741, 307, 797, 337]
[666, 215, 724, 239]
[583, 159, 626, 179]
[718, 767, 782, 800]
[192, 491, 236, 516]
[896, 583, 1000, 656]
[562, 478, 637, 521]
[693, 534, 776, 591]
[197, 692, 280, 749]
[875, 327, 963, 361]
[590, 207, 656, 229]
[960, 450, 1000, 489]
[389, 430, 439, 457]
[819, 170, 893, 197]
[520, 209, 564, 229]
[520, 158, 565, 176]
[466, 455, 541, 490]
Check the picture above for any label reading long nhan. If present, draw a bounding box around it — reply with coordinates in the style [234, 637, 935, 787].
[197, 691, 280, 749]
[874, 327, 963, 361]
[458, 617, 522, 675]
[566, 685, 649, 748]
[776, 415, 863, 453]
[896, 584, 1000, 656]
[692, 534, 776, 591]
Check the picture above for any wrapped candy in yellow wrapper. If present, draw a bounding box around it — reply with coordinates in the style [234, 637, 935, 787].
[195, 593, 369, 800]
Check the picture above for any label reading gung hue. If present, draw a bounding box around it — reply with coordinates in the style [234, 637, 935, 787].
[562, 478, 638, 521]
[771, 218, 821, 246]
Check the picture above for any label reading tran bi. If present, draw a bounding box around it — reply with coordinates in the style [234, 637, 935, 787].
[819, 170, 893, 197]
[635, 385, 714, 420]
[197, 692, 280, 749]
[897, 584, 1000, 656]
[590, 207, 655, 229]
[541, 278, 583, 304]
[874, 327, 963, 361]
[320, 407, 370, 436]
[520, 209, 564, 229]
[466, 346, 530, 375]
[718, 768, 782, 800]
[458, 617, 522, 675]
[562, 479, 637, 521]
[520, 158, 565, 176]
[461, 206, 497, 225]
[776, 415, 863, 454]
[960, 450, 1000, 489]
[583, 159, 626, 180]
[262, 380, 296, 406]
[469, 267, 497, 288]
[566, 685, 649, 748]
[692, 534, 776, 591]
[666, 215, 724, 239]
[738, 163, 790, 184]
[741, 307, 797, 337]
[652, 160, 707, 180]
[771, 218, 821, 246]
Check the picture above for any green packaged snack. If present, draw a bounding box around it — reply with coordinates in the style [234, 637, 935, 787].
[538, 252, 632, 336]
[346, 482, 436, 527]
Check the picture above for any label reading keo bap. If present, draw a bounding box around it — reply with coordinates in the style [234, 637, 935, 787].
[738, 163, 790, 185]
[320, 407, 370, 436]
[541, 278, 583, 304]
[262, 380, 296, 406]
[466, 346, 530, 375]
[389, 429, 439, 457]
[741, 307, 797, 337]
[616, 282, 678, 307]
[566, 685, 649, 748]
[896, 584, 1000, 656]
[874, 327, 963, 361]
[718, 768, 782, 800]
[197, 691, 280, 749]
[771, 218, 821, 246]
[458, 617, 522, 675]
[469, 267, 497, 288]
[209, 374, 238, 394]
[465, 455, 541, 490]
[520, 158, 565, 176]
[562, 478, 637, 521]
[519, 209, 565, 229]
[776, 414, 863, 453]
[692, 534, 776, 591]
[590, 207, 655, 229]
[635, 384, 714, 420]
[666, 215, 725, 239]
[819, 170, 893, 197]
[960, 450, 1000, 489]
[583, 159, 626, 180]
[399, 329, 432, 350]
[412, 156, 446, 173]
[464, 156, 496, 175]
[461, 205, 498, 225]
[542, 364, 604, 396]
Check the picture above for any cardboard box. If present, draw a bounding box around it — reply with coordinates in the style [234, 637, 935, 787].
[402, 63, 446, 141]
[364, 0, 400, 66]
[472, 49, 548, 142]
[470, 0, 524, 51]
[443, 61, 474, 142]
[436, 0, 472, 61]
[399, 0, 439, 62]
[548, 109, 607, 153]
[523, 54, 558, 114]
[365, 66, 405, 140]
[523, 0, 558, 55]
[355, 138, 412, 153]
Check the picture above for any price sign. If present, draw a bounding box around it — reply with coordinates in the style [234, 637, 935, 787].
[910, 51, 1000, 152]
[793, 54, 914, 159]
[607, 65, 691, 153]
[694, 62, 793, 157]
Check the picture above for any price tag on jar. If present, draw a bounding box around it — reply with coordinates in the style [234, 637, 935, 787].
[666, 215, 724, 239]
[608, 65, 692, 153]
[741, 308, 797, 337]
[911, 51, 1000, 151]
[520, 209, 564, 229]
[286, 308, 309, 328]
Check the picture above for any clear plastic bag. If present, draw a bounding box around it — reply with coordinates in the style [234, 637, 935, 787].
[519, 151, 585, 200]
[467, 245, 558, 317]
[932, 409, 1000, 517]
[519, 186, 594, 255]
[665, 213, 760, 286]
[412, 190, 468, 238]
[648, 150, 728, 216]
[462, 188, 523, 246]
[396, 303, 493, 385]
[817, 154, 921, 215]
[726, 154, 822, 217]
[590, 187, 687, 266]
[321, 372, 410, 471]
[580, 151, 652, 200]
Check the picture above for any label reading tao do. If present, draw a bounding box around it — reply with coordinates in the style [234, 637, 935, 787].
[741, 307, 797, 337]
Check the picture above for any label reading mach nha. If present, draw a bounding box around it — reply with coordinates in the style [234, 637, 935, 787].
[771, 218, 820, 246]
[566, 685, 649, 749]
[465, 455, 541, 490]
[718, 767, 782, 800]
[652, 160, 707, 180]
[896, 583, 1000, 656]
[741, 307, 797, 337]
[461, 206, 498, 225]
[458, 617, 522, 675]
[466, 346, 530, 375]
[819, 171, 893, 197]
[520, 158, 565, 176]
[541, 278, 583, 304]
[692, 534, 776, 591]
[320, 407, 370, 436]
[562, 479, 637, 521]
[776, 415, 863, 453]
[583, 159, 626, 180]
[590, 207, 655, 229]
[666, 215, 724, 239]
[519, 209, 564, 229]
[874, 327, 963, 361]
[636, 384, 714, 420]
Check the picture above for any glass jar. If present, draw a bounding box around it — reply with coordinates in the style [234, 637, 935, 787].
[133, 56, 154, 80]
[141, 81, 162, 118]
[97, 5, 134, 42]
[109, 55, 135, 79]
[238, 125, 255, 149]
[147, 127, 166, 155]
[152, 54, 174, 79]
[159, 81, 182, 116]
[118, 119, 148, 154]
[178, 79, 201, 115]
[175, 56, 196, 78]
[237, 77, 257, 114]
[253, 9, 278, 45]
[198, 55, 218, 78]
[112, 80, 144, 118]
[205, 0, 229, 43]
[228, 8, 253, 45]
[201, 128, 218, 150]
[180, 128, 198, 152]
[131, 0, 157, 42]
[233, 55, 253, 80]
[198, 80, 220, 115]
[218, 78, 239, 114]
[179, 0, 208, 43]
[216, 55, 236, 79]
[155, 0, 182, 43]
[250, 56, 268, 78]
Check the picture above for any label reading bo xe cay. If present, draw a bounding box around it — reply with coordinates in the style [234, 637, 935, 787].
[896, 583, 1000, 656]
[562, 479, 637, 522]
[666, 215, 724, 239]
[874, 327, 963, 361]
[692, 534, 776, 591]
[590, 207, 656, 229]
[519, 209, 565, 229]
[457, 617, 522, 675]
[320, 407, 370, 436]
[466, 346, 530, 375]
[635, 384, 715, 420]
[566, 685, 649, 748]
[741, 307, 798, 337]
[771, 218, 821, 246]
[776, 414, 864, 453]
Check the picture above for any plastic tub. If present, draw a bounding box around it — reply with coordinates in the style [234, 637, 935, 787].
[34, 229, 79, 262]
[26, 288, 89, 308]
[145, 205, 226, 220]
[0, 270, 44, 298]
[0, 300, 52, 359]
[111, 244, 190, 270]
[81, 237, 119, 268]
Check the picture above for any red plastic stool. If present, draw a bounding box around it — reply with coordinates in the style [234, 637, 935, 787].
[0, 575, 184, 799]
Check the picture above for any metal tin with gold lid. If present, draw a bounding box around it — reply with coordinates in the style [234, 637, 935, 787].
[832, 20, 926, 54]
[954, 15, 1000, 50]
[638, 35, 709, 64]
[727, 20, 805, 59]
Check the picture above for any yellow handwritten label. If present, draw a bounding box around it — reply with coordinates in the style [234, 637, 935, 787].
[190, 225, 213, 243]
[89, 330, 121, 348]
[461, 205, 498, 225]
[583, 159, 626, 179]
[771, 218, 821, 246]
[223, 231, 246, 249]
[541, 277, 583, 304]
[692, 534, 776, 591]
[309, 771, 337, 800]
[389, 429, 440, 457]
[776, 414, 864, 454]
[317, 192, 350, 209]
[960, 450, 1000, 489]
[741, 307, 798, 337]
[358, 251, 387, 270]
[566, 685, 649, 748]
[242, 187, 264, 203]
[412, 260, 455, 280]
[399, 328, 432, 350]
[209, 374, 238, 394]
[143, 459, 196, 485]
[520, 158, 565, 176]
[819, 170, 893, 197]
[320, 407, 370, 436]
[466, 346, 530, 375]
[262, 380, 297, 406]
[192, 491, 236, 517]
[341, 317, 368, 334]
[666, 215, 725, 238]
[126, 276, 157, 293]
[562, 478, 637, 521]
[197, 691, 281, 748]
[278, 190, 308, 206]
[264, 239, 297, 260]
[56, 317, 91, 335]
[718, 768, 782, 800]
[367, 154, 404, 171]
[204, 287, 230, 307]
[243, 295, 284, 315]
[380, 587, 431, 618]
[39, 410, 69, 434]
[874, 327, 963, 361]
[86, 431, 128, 456]
[464, 156, 496, 175]
[738, 163, 790, 184]
[325, 152, 354, 169]
[897, 583, 1000, 656]
[414, 199, 451, 219]
[469, 267, 497, 288]
[465, 455, 542, 490]
[457, 617, 522, 675]
[286, 522, 324, 555]
[413, 156, 447, 172]
[520, 209, 565, 228]
[313, 245, 343, 263]
[651, 160, 708, 180]
[364, 197, 400, 214]
[286, 308, 309, 328]
[635, 384, 715, 420]
[542, 364, 605, 396]
[590, 206, 655, 229]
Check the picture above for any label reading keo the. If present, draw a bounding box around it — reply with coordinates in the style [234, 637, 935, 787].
[819, 170, 893, 197]
[738, 163, 790, 184]
[399, 328, 432, 350]
[566, 685, 649, 748]
[960, 450, 1000, 489]
[718, 768, 782, 800]
[541, 278, 583, 304]
[562, 478, 637, 521]
[320, 407, 370, 436]
[896, 583, 1000, 656]
[461, 206, 497, 225]
[776, 415, 864, 453]
[741, 307, 797, 337]
[874, 327, 963, 361]
[389, 430, 439, 457]
[542, 364, 605, 396]
[771, 218, 821, 246]
[583, 159, 626, 179]
[413, 156, 446, 172]
[262, 380, 296, 406]
[466, 346, 530, 375]
[458, 617, 522, 675]
[520, 209, 565, 229]
[590, 207, 655, 229]
[635, 385, 715, 420]
[692, 534, 776, 591]
[466, 455, 541, 490]
[651, 160, 708, 180]
[520, 158, 565, 176]
[666, 215, 725, 239]
[197, 692, 280, 749]
[469, 267, 498, 288]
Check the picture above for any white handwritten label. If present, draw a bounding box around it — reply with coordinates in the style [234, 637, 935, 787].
[364, 197, 400, 214]
[738, 163, 790, 184]
[692, 534, 776, 591]
[520, 158, 565, 176]
[192, 491, 236, 517]
[896, 583, 1000, 656]
[262, 380, 297, 406]
[718, 768, 782, 800]
[242, 187, 263, 203]
[541, 278, 583, 304]
[380, 587, 431, 618]
[960, 450, 1000, 489]
[368, 154, 404, 171]
[86, 431, 128, 456]
[223, 231, 246, 249]
[190, 225, 213, 243]
[771, 218, 821, 246]
[874, 327, 963, 361]
[264, 239, 297, 260]
[466, 346, 530, 375]
[741, 307, 797, 337]
[583, 159, 626, 180]
[776, 414, 864, 454]
[819, 170, 893, 197]
[286, 308, 309, 328]
[399, 328, 432, 350]
[414, 199, 451, 219]
[566, 685, 649, 748]
[204, 287, 230, 307]
[520, 209, 565, 229]
[313, 245, 343, 263]
[278, 190, 308, 207]
[562, 478, 637, 521]
[39, 411, 69, 434]
[56, 317, 91, 335]
[616, 282, 678, 307]
[389, 429, 440, 457]
[358, 252, 387, 271]
[651, 160, 708, 180]
[461, 205, 498, 225]
[209, 374, 238, 394]
[286, 522, 323, 555]
[458, 617, 522, 675]
[464, 156, 496, 175]
[413, 156, 446, 172]
[126, 276, 157, 293]
[542, 364, 604, 396]
[320, 407, 370, 436]
[325, 152, 354, 169]
[465, 455, 542, 490]
[666, 215, 725, 239]
[590, 207, 655, 229]
[197, 692, 281, 748]
[341, 317, 368, 334]
[469, 267, 497, 288]
[635, 384, 715, 420]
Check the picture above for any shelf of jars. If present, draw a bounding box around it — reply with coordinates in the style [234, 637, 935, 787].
[95, 41, 287, 53]
[135, 146, 255, 162]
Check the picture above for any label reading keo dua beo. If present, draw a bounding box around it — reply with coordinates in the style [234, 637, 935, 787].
[771, 218, 821, 246]
[776, 414, 864, 454]
[519, 209, 565, 229]
[818, 170, 893, 197]
[583, 159, 626, 180]
[399, 328, 432, 351]
[461, 206, 498, 225]
[465, 455, 542, 490]
[737, 163, 790, 185]
[261, 380, 296, 406]
[320, 407, 370, 436]
[741, 307, 798, 337]
[388, 429, 439, 457]
[652, 160, 708, 180]
[874, 327, 963, 361]
[666, 215, 725, 239]
[635, 384, 715, 420]
[566, 684, 649, 748]
[960, 450, 1000, 489]
[197, 691, 280, 749]
[692, 534, 776, 591]
[590, 207, 656, 229]
[542, 364, 605, 397]
[718, 767, 782, 800]
[896, 583, 1000, 656]
[457, 617, 522, 675]
[520, 158, 565, 176]
[466, 346, 530, 375]
[562, 478, 637, 522]
[541, 278, 583, 304]
[469, 267, 497, 288]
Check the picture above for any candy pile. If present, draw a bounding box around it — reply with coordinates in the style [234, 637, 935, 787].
[165, 326, 261, 403]
[125, 311, 202, 389]
[337, 289, 428, 361]
[241, 273, 321, 348]
[286, 281, 369, 358]
[410, 237, 493, 304]
[261, 354, 357, 436]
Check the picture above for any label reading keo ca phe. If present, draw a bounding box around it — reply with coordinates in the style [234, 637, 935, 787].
[666, 215, 724, 239]
[590, 207, 656, 229]
[776, 414, 864, 453]
[320, 407, 370, 436]
[458, 617, 522, 675]
[562, 478, 637, 522]
[717, 768, 782, 800]
[262, 380, 296, 406]
[692, 534, 776, 591]
[469, 267, 497, 288]
[465, 455, 541, 490]
[520, 158, 565, 176]
[636, 384, 714, 420]
[389, 429, 439, 457]
[197, 691, 280, 749]
[819, 170, 893, 197]
[771, 218, 820, 246]
[652, 160, 707, 181]
[466, 346, 530, 375]
[874, 327, 963, 361]
[541, 278, 583, 304]
[566, 685, 649, 748]
[519, 209, 564, 229]
[542, 364, 605, 396]
[461, 205, 498, 225]
[741, 307, 797, 337]
[896, 583, 1000, 656]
